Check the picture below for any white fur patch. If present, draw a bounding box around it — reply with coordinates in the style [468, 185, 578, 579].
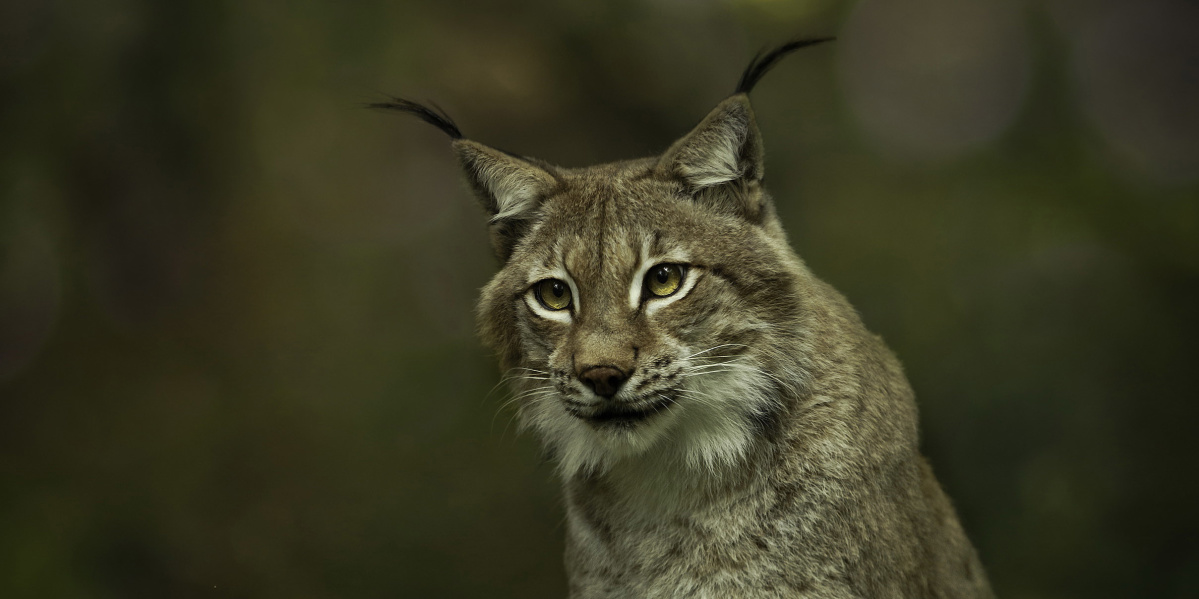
[521, 340, 790, 480]
[673, 354, 783, 472]
[627, 238, 655, 310]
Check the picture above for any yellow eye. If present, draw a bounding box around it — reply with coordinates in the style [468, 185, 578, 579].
[645, 264, 685, 298]
[535, 279, 572, 311]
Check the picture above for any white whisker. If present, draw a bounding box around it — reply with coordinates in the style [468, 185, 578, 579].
[682, 343, 749, 360]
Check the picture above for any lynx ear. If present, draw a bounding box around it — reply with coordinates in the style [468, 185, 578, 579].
[370, 97, 556, 260]
[453, 140, 557, 260]
[657, 95, 766, 220]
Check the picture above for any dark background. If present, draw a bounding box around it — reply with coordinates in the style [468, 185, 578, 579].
[2, 0, 1197, 597]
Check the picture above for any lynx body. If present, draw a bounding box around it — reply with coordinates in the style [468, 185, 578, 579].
[380, 41, 992, 598]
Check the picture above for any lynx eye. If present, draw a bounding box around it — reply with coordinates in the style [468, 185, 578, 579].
[534, 279, 572, 311]
[645, 264, 685, 298]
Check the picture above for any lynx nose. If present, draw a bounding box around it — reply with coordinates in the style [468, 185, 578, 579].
[579, 366, 628, 398]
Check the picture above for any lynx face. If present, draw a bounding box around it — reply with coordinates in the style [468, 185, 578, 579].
[475, 152, 809, 476]
[373, 42, 832, 478]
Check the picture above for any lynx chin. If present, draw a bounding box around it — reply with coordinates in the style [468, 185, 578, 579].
[377, 39, 993, 598]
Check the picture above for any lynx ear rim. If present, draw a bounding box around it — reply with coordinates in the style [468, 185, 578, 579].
[453, 139, 557, 222]
[735, 37, 835, 95]
[658, 95, 762, 190]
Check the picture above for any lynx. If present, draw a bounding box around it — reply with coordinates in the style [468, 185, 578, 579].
[378, 40, 993, 598]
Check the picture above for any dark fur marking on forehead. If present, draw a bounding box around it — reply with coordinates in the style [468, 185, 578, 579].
[648, 229, 672, 258]
[595, 195, 609, 275]
[735, 38, 835, 95]
[369, 97, 463, 139]
[704, 264, 739, 288]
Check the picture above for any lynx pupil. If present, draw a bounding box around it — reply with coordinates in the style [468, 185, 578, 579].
[646, 264, 683, 297]
[536, 279, 571, 311]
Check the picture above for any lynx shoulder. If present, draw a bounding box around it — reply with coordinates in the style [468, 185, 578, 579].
[378, 40, 993, 598]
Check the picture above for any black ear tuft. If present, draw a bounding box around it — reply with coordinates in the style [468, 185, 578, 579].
[369, 97, 463, 139]
[735, 38, 835, 95]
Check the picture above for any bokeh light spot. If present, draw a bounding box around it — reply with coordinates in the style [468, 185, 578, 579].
[0, 220, 61, 381]
[839, 0, 1032, 164]
[1060, 0, 1199, 185]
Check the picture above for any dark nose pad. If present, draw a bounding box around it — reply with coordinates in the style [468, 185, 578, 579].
[579, 366, 628, 398]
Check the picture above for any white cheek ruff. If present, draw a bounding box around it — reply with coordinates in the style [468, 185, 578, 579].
[523, 389, 681, 478]
[519, 353, 786, 479]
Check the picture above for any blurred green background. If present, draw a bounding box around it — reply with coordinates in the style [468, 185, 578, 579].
[2, 0, 1197, 597]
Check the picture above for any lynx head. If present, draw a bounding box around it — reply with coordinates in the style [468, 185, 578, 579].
[378, 40, 831, 477]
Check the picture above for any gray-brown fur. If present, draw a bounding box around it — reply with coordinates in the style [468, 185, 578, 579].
[391, 43, 992, 598]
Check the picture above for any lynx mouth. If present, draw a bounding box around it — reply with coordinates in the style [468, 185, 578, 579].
[566, 395, 676, 427]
